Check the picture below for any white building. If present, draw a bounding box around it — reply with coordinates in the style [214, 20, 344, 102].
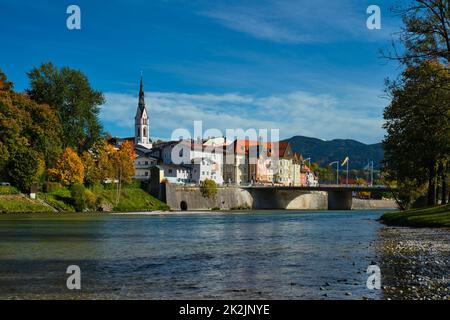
[134, 146, 158, 180]
[157, 164, 191, 184]
[190, 158, 224, 185]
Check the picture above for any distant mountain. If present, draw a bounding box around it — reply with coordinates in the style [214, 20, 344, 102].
[285, 136, 384, 169]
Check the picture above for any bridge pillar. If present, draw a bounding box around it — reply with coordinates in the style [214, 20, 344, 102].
[328, 190, 353, 210]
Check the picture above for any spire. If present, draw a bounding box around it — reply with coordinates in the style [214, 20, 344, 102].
[138, 72, 145, 111]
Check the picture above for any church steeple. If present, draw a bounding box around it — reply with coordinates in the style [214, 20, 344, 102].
[135, 73, 152, 149]
[138, 74, 145, 112]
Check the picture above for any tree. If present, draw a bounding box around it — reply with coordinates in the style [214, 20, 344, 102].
[383, 61, 450, 207]
[70, 183, 86, 212]
[110, 140, 136, 205]
[27, 63, 105, 153]
[0, 69, 13, 91]
[0, 69, 63, 186]
[48, 147, 85, 186]
[388, 0, 450, 66]
[200, 179, 218, 199]
[383, 0, 450, 206]
[7, 148, 44, 192]
[81, 140, 115, 185]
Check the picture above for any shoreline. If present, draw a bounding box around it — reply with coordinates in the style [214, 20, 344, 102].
[380, 205, 450, 229]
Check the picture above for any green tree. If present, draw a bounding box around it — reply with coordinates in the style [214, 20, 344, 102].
[27, 63, 105, 153]
[70, 183, 86, 212]
[384, 0, 450, 206]
[7, 148, 44, 192]
[383, 61, 450, 207]
[200, 179, 218, 199]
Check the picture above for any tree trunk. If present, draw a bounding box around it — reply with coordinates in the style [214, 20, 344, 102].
[442, 162, 448, 205]
[437, 163, 443, 204]
[427, 163, 437, 207]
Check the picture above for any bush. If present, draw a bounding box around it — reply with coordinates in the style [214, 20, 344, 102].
[200, 179, 218, 199]
[126, 180, 142, 189]
[84, 189, 98, 210]
[70, 183, 86, 212]
[0, 185, 19, 195]
[43, 181, 63, 193]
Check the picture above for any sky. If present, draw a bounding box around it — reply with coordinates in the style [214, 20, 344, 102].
[0, 0, 406, 144]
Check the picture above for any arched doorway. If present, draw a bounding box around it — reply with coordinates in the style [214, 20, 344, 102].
[180, 201, 188, 211]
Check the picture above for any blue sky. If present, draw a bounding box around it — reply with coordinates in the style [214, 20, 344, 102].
[0, 0, 405, 144]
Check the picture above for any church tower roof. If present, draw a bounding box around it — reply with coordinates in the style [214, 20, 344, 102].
[138, 74, 145, 112]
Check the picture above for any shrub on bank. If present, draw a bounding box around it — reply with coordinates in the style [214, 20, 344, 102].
[43, 182, 63, 193]
[0, 186, 19, 195]
[70, 183, 86, 212]
[200, 179, 218, 199]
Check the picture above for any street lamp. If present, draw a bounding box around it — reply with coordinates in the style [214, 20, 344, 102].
[304, 158, 311, 168]
[302, 158, 311, 186]
[329, 161, 339, 185]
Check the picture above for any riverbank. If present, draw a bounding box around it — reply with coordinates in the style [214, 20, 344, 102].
[380, 205, 450, 228]
[0, 186, 169, 213]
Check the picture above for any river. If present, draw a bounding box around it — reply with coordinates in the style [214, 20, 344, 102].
[0, 210, 448, 300]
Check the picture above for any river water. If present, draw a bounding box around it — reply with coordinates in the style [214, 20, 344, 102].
[0, 210, 448, 300]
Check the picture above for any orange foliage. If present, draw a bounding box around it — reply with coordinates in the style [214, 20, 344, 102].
[48, 147, 84, 186]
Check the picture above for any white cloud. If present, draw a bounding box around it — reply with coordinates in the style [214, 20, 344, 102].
[199, 0, 399, 44]
[101, 89, 386, 144]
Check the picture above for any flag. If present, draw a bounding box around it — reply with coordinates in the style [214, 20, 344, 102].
[341, 157, 349, 167]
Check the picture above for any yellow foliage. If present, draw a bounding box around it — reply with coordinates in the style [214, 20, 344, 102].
[48, 147, 84, 186]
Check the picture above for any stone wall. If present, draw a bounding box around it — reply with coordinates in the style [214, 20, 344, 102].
[352, 198, 399, 210]
[165, 184, 253, 211]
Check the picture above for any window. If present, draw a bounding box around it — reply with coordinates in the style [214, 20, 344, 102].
[169, 169, 173, 174]
[145, 161, 149, 165]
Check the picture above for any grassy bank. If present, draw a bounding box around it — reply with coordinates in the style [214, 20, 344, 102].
[0, 195, 54, 213]
[0, 184, 169, 213]
[380, 204, 450, 228]
[39, 185, 169, 213]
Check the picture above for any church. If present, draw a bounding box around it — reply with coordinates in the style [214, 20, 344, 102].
[108, 76, 158, 179]
[134, 76, 152, 150]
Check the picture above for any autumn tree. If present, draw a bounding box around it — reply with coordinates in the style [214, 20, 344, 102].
[81, 140, 116, 185]
[0, 69, 63, 187]
[110, 140, 136, 204]
[48, 147, 85, 186]
[27, 63, 105, 153]
[387, 0, 450, 66]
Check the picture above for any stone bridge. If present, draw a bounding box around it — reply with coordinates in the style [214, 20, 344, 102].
[160, 183, 397, 211]
[242, 185, 397, 210]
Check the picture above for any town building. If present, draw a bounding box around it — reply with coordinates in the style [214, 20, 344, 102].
[109, 77, 319, 187]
